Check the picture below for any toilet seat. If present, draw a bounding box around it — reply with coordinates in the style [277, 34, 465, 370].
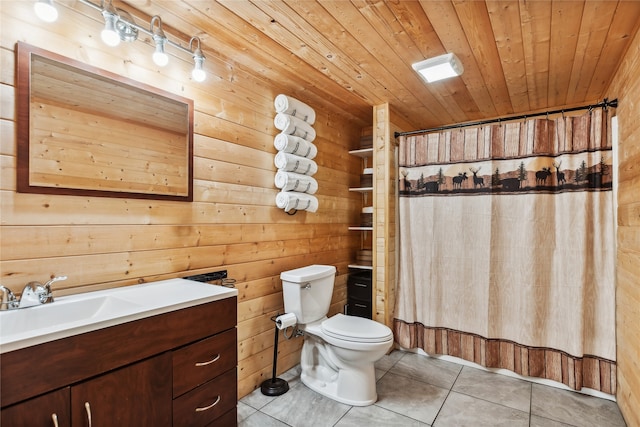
[321, 313, 393, 343]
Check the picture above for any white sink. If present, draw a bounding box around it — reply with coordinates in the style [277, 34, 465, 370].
[0, 295, 141, 338]
[0, 278, 237, 353]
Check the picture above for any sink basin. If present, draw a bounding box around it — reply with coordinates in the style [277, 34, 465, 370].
[0, 278, 237, 353]
[0, 296, 141, 340]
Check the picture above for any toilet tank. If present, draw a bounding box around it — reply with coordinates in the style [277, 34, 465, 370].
[280, 265, 336, 324]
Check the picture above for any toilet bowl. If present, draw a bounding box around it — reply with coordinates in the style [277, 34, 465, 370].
[280, 265, 393, 406]
[300, 313, 393, 405]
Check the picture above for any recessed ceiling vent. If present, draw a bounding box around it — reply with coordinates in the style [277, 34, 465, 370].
[412, 53, 464, 83]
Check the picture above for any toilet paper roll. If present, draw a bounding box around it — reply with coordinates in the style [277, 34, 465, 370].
[275, 313, 297, 330]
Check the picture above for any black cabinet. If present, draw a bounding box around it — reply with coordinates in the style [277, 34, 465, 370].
[347, 270, 372, 319]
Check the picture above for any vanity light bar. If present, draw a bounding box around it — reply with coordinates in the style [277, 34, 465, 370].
[34, 0, 207, 82]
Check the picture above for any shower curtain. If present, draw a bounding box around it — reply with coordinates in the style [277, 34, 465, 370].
[394, 107, 616, 394]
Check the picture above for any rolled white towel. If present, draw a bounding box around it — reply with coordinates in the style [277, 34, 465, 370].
[275, 191, 318, 213]
[274, 170, 318, 194]
[274, 151, 318, 176]
[274, 133, 318, 159]
[274, 113, 316, 142]
[275, 191, 290, 209]
[274, 94, 316, 125]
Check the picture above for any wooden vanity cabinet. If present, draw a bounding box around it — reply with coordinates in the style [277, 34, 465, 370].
[2, 355, 171, 427]
[70, 353, 172, 426]
[1, 296, 237, 427]
[0, 388, 71, 427]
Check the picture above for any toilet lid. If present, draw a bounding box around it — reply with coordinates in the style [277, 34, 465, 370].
[321, 314, 393, 343]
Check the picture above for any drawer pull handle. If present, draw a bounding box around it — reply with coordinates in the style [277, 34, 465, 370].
[51, 413, 59, 427]
[355, 303, 367, 308]
[354, 283, 367, 287]
[195, 395, 221, 412]
[84, 402, 92, 427]
[195, 354, 221, 367]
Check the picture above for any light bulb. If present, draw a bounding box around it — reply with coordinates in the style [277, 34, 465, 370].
[189, 36, 206, 83]
[153, 50, 169, 67]
[101, 27, 120, 47]
[152, 34, 168, 67]
[192, 67, 206, 82]
[34, 0, 58, 22]
[150, 16, 169, 67]
[192, 56, 206, 82]
[192, 51, 206, 82]
[101, 9, 120, 47]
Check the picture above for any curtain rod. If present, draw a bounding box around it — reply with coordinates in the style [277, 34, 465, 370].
[394, 98, 618, 138]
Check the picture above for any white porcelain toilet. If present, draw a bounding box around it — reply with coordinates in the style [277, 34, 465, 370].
[280, 264, 393, 406]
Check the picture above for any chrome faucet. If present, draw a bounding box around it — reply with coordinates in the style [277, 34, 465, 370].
[42, 276, 67, 303]
[0, 276, 67, 310]
[19, 276, 67, 308]
[0, 285, 18, 310]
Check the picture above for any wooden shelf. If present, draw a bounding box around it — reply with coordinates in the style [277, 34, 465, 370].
[348, 139, 374, 316]
[348, 148, 373, 158]
[348, 264, 373, 270]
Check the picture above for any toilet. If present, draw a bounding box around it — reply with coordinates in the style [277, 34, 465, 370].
[280, 264, 393, 406]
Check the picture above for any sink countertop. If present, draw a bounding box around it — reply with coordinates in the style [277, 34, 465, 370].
[0, 278, 238, 354]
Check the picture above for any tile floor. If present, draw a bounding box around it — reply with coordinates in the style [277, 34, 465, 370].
[238, 350, 627, 427]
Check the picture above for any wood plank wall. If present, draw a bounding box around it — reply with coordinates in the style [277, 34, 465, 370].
[608, 21, 640, 427]
[0, 1, 366, 399]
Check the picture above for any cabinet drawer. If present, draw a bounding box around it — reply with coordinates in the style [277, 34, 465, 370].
[173, 368, 237, 427]
[347, 298, 372, 319]
[348, 271, 371, 286]
[173, 328, 237, 398]
[347, 280, 371, 301]
[348, 271, 372, 302]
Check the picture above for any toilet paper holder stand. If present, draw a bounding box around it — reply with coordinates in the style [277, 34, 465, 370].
[260, 313, 297, 396]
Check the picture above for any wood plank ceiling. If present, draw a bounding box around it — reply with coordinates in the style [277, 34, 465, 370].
[124, 0, 640, 131]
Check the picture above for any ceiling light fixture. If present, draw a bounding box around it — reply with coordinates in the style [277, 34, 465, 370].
[189, 36, 206, 82]
[150, 15, 169, 67]
[33, 0, 207, 83]
[412, 53, 464, 83]
[34, 0, 58, 22]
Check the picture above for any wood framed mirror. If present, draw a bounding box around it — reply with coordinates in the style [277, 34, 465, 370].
[16, 42, 194, 201]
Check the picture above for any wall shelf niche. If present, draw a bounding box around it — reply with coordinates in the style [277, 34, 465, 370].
[347, 128, 374, 317]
